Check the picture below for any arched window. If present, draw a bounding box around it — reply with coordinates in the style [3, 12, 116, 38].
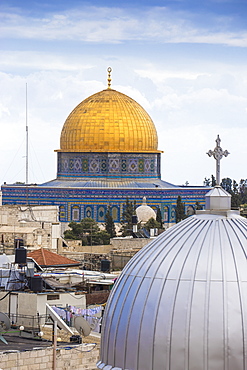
[72, 206, 80, 221]
[98, 206, 105, 221]
[86, 206, 93, 219]
[170, 207, 176, 222]
[59, 206, 66, 221]
[112, 206, 119, 221]
[163, 206, 168, 222]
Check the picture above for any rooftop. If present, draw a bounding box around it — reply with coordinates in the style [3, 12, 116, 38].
[27, 248, 80, 268]
[0, 334, 54, 352]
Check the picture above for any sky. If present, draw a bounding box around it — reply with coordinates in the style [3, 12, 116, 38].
[1, 0, 247, 187]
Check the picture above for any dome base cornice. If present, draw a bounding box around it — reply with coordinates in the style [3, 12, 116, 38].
[55, 149, 163, 153]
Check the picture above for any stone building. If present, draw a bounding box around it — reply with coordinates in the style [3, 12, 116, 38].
[0, 204, 61, 251]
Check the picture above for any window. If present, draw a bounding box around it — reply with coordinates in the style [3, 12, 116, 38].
[163, 206, 168, 222]
[86, 207, 92, 218]
[72, 206, 80, 221]
[112, 206, 118, 221]
[47, 294, 60, 300]
[98, 206, 105, 221]
[59, 206, 66, 220]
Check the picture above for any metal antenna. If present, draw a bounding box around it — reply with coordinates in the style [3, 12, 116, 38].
[206, 135, 230, 185]
[26, 83, 28, 185]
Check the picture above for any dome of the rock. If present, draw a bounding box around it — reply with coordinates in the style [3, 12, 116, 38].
[59, 88, 160, 153]
[1, 68, 209, 231]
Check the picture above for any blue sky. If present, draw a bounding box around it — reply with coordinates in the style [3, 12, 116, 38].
[1, 0, 247, 186]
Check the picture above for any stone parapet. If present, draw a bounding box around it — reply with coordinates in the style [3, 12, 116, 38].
[110, 237, 152, 250]
[0, 343, 99, 370]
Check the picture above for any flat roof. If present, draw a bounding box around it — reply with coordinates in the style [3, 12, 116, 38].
[0, 333, 77, 352]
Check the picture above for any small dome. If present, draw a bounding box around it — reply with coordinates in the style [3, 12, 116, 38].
[98, 190, 247, 370]
[58, 89, 160, 153]
[136, 197, 156, 223]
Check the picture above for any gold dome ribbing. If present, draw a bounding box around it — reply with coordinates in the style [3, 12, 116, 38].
[58, 89, 160, 153]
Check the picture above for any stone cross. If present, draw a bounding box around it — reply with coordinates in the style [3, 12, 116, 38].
[206, 135, 230, 185]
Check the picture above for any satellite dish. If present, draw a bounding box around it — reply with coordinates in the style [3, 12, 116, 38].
[74, 316, 91, 337]
[0, 312, 11, 345]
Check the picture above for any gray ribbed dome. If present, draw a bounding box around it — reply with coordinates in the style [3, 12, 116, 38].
[97, 191, 247, 370]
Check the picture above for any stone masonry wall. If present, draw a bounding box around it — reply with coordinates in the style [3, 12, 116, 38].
[0, 344, 100, 370]
[110, 237, 152, 250]
[58, 240, 112, 254]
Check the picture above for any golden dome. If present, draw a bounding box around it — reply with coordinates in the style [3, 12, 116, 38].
[58, 88, 161, 153]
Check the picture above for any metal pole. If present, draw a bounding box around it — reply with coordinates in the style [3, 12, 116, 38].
[53, 320, 57, 370]
[26, 83, 28, 185]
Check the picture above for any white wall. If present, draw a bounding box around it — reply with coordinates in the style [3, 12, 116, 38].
[0, 291, 86, 317]
[42, 292, 86, 309]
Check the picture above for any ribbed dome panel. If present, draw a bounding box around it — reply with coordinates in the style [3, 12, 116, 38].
[98, 214, 247, 370]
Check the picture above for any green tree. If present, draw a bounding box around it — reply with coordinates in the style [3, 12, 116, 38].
[156, 207, 163, 228]
[144, 217, 161, 231]
[221, 177, 232, 193]
[220, 178, 242, 209]
[239, 179, 247, 204]
[105, 206, 116, 238]
[63, 221, 84, 240]
[80, 218, 100, 245]
[120, 198, 136, 236]
[93, 230, 111, 245]
[231, 180, 241, 208]
[175, 196, 186, 223]
[80, 217, 99, 233]
[64, 217, 111, 245]
[195, 201, 203, 210]
[204, 175, 216, 187]
[203, 176, 247, 210]
[211, 175, 216, 187]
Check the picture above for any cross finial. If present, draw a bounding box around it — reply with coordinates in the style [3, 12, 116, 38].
[107, 67, 112, 89]
[206, 135, 230, 185]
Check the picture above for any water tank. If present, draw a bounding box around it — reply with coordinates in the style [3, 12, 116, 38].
[14, 238, 24, 248]
[101, 259, 110, 272]
[15, 247, 27, 264]
[132, 215, 138, 224]
[30, 276, 43, 292]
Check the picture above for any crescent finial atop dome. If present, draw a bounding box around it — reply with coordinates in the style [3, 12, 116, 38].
[107, 67, 112, 89]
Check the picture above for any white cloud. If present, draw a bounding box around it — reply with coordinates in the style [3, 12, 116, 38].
[0, 5, 247, 46]
[0, 51, 93, 71]
[136, 68, 209, 82]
